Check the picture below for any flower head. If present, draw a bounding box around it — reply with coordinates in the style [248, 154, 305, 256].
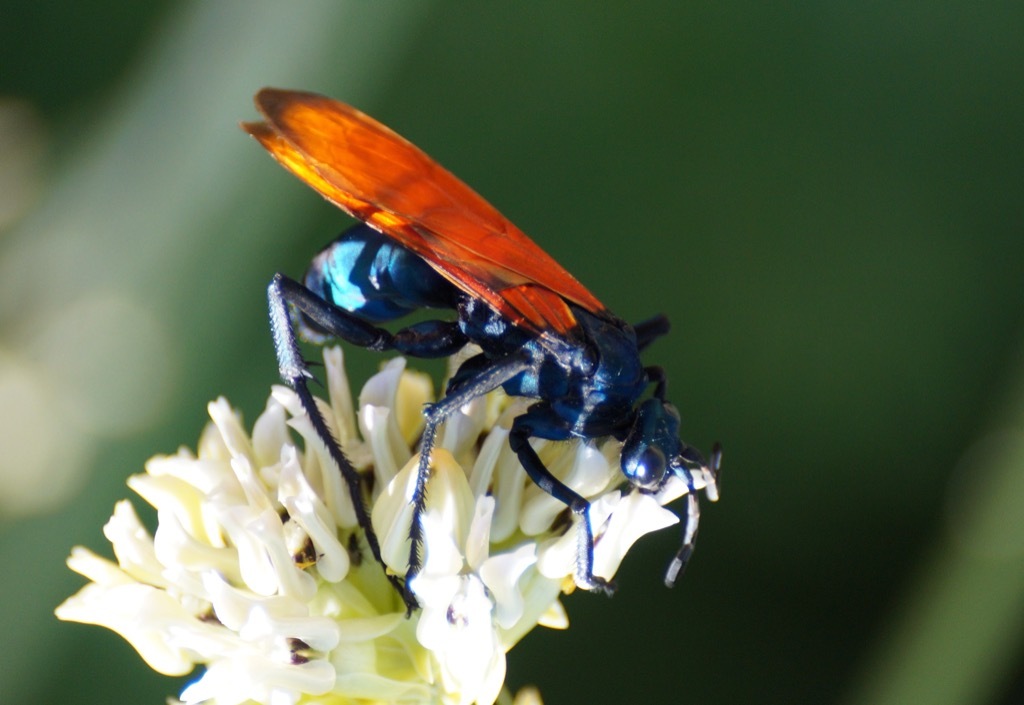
[57, 347, 716, 705]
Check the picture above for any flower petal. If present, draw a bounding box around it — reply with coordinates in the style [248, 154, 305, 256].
[56, 581, 203, 676]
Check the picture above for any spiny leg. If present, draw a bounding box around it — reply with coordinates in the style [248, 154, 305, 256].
[508, 405, 615, 595]
[405, 351, 532, 588]
[269, 274, 468, 612]
[271, 274, 469, 357]
[268, 274, 413, 609]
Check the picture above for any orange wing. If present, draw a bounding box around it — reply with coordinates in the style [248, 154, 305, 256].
[242, 88, 607, 341]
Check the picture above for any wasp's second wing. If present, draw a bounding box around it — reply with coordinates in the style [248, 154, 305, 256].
[242, 88, 609, 340]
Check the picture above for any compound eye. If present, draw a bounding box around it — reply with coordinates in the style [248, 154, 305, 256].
[627, 445, 667, 490]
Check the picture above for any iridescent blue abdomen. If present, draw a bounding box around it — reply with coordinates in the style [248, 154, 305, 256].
[304, 224, 457, 323]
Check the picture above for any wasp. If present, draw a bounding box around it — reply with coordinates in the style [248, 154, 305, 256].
[243, 89, 720, 610]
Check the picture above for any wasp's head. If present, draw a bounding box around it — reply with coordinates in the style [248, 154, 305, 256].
[621, 398, 714, 491]
[621, 398, 721, 585]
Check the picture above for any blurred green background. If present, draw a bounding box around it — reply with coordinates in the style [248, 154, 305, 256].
[2, 2, 1023, 704]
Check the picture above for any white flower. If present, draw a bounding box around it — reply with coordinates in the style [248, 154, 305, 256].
[57, 346, 717, 705]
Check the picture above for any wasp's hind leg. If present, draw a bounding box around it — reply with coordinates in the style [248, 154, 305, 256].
[268, 273, 470, 612]
[269, 273, 418, 610]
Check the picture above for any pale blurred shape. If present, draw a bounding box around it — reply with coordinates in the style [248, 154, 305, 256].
[950, 430, 1024, 559]
[510, 687, 543, 705]
[846, 392, 1024, 705]
[26, 291, 175, 436]
[0, 292, 173, 517]
[0, 348, 90, 516]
